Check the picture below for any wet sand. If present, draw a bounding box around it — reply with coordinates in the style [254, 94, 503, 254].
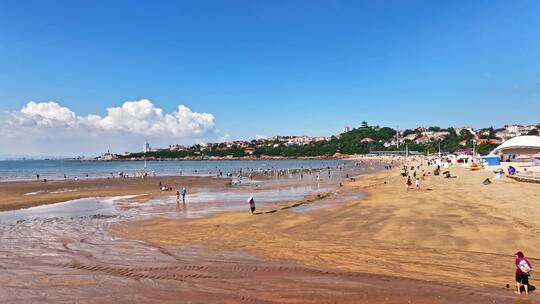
[0, 175, 229, 211]
[114, 162, 540, 302]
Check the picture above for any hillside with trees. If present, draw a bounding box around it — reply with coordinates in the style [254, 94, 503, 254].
[117, 122, 516, 160]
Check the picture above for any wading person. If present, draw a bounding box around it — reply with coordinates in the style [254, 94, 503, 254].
[181, 187, 187, 202]
[515, 251, 532, 295]
[247, 195, 256, 214]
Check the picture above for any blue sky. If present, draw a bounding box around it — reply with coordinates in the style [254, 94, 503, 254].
[1, 0, 540, 153]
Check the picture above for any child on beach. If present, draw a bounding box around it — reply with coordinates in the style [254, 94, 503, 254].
[515, 251, 532, 295]
[415, 178, 420, 190]
[406, 176, 412, 190]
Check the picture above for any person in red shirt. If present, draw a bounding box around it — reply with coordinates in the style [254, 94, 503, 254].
[515, 251, 532, 295]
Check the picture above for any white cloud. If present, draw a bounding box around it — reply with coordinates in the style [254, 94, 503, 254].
[0, 99, 221, 156]
[80, 99, 215, 136]
[20, 101, 77, 125]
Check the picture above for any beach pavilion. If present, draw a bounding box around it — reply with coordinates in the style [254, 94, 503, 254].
[491, 135, 540, 162]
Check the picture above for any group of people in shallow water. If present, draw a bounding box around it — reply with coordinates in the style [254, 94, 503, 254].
[157, 181, 188, 202]
[175, 187, 187, 202]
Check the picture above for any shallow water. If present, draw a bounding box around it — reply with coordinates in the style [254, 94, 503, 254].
[0, 196, 132, 223]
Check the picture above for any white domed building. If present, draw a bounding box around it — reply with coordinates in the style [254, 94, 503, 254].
[491, 135, 540, 162]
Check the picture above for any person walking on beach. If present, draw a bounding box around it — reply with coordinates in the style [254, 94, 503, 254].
[247, 195, 256, 214]
[181, 187, 187, 202]
[406, 176, 412, 190]
[415, 178, 420, 190]
[515, 251, 532, 295]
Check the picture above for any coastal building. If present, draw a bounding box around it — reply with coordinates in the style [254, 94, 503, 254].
[432, 131, 449, 139]
[477, 138, 501, 145]
[313, 136, 331, 142]
[455, 126, 475, 136]
[505, 124, 523, 136]
[97, 149, 116, 161]
[286, 136, 314, 145]
[169, 144, 186, 151]
[360, 121, 369, 129]
[143, 139, 151, 153]
[360, 137, 374, 143]
[495, 129, 508, 140]
[491, 135, 540, 161]
[415, 136, 430, 144]
[243, 147, 255, 155]
[403, 134, 417, 142]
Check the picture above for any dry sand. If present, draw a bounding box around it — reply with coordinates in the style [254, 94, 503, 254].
[0, 175, 229, 211]
[113, 162, 540, 297]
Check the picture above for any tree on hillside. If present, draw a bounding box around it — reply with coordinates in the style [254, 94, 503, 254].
[402, 129, 416, 137]
[476, 142, 498, 155]
[459, 129, 475, 141]
[527, 128, 539, 136]
[442, 128, 460, 153]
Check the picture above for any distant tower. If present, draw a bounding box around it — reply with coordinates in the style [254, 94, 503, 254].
[144, 139, 151, 153]
[344, 124, 350, 133]
[360, 121, 369, 129]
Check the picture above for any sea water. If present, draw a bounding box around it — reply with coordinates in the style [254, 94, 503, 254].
[0, 159, 353, 181]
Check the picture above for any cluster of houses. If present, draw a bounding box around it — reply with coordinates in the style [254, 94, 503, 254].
[495, 124, 538, 139]
[357, 124, 539, 148]
[163, 135, 333, 155]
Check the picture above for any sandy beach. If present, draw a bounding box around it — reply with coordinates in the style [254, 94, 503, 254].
[111, 161, 540, 301]
[1, 159, 539, 303]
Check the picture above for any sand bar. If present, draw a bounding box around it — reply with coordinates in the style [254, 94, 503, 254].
[0, 176, 229, 211]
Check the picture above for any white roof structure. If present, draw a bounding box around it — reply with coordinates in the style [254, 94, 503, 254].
[491, 135, 540, 154]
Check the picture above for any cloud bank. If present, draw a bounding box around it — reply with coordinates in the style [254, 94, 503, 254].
[0, 99, 219, 157]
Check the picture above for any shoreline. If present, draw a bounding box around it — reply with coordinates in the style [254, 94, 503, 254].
[31, 154, 354, 162]
[112, 161, 540, 299]
[0, 157, 357, 183]
[75, 155, 351, 162]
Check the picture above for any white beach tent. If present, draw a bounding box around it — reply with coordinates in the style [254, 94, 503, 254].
[491, 136, 540, 161]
